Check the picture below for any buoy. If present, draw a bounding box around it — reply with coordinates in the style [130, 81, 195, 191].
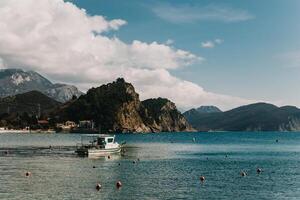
[276, 139, 279, 143]
[93, 166, 96, 168]
[132, 160, 136, 164]
[200, 176, 205, 182]
[116, 181, 122, 188]
[257, 168, 262, 173]
[108, 155, 111, 159]
[25, 171, 31, 177]
[4, 151, 8, 155]
[96, 183, 102, 190]
[241, 171, 247, 177]
[118, 163, 121, 166]
[137, 158, 140, 162]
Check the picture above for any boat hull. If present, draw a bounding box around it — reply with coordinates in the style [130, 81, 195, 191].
[76, 147, 121, 157]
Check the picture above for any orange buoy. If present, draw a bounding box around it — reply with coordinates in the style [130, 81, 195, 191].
[241, 171, 247, 177]
[25, 171, 31, 177]
[96, 183, 102, 190]
[200, 176, 205, 182]
[116, 181, 122, 188]
[257, 168, 262, 173]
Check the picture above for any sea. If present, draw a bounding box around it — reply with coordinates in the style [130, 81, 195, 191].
[0, 132, 299, 200]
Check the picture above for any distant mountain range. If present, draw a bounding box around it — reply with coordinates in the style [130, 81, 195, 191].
[184, 103, 300, 131]
[53, 78, 194, 133]
[0, 69, 83, 102]
[2, 68, 300, 133]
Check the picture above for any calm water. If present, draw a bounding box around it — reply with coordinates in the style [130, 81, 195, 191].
[0, 132, 300, 200]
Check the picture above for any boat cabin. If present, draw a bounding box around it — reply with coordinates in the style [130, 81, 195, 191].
[97, 136, 115, 147]
[78, 134, 117, 149]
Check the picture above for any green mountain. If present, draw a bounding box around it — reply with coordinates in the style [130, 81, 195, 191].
[0, 90, 61, 116]
[0, 91, 61, 128]
[184, 103, 300, 131]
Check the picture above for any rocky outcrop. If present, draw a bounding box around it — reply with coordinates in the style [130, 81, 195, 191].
[44, 83, 83, 103]
[0, 68, 83, 102]
[54, 78, 194, 133]
[141, 98, 194, 132]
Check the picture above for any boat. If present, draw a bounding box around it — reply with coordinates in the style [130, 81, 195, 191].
[75, 134, 121, 156]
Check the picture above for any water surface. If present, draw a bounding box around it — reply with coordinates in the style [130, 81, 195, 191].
[0, 132, 299, 200]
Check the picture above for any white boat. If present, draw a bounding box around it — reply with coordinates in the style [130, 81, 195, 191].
[75, 134, 121, 157]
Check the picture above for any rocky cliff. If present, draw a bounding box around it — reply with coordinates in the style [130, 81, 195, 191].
[141, 98, 194, 132]
[54, 78, 194, 133]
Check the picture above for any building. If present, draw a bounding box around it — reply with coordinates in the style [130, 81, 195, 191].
[79, 120, 94, 129]
[56, 121, 77, 131]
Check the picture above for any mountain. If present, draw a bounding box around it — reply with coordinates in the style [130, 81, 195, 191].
[44, 83, 82, 103]
[53, 78, 194, 133]
[196, 106, 222, 113]
[0, 91, 61, 116]
[0, 69, 83, 102]
[0, 91, 61, 129]
[184, 102, 300, 131]
[141, 98, 193, 132]
[184, 105, 222, 124]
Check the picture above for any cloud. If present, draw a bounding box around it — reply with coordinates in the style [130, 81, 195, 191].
[165, 39, 174, 45]
[214, 38, 224, 44]
[0, 0, 253, 110]
[201, 39, 223, 48]
[201, 41, 215, 48]
[152, 3, 255, 23]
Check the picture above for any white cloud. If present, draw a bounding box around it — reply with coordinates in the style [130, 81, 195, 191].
[0, 0, 254, 110]
[201, 39, 223, 48]
[165, 39, 174, 45]
[215, 38, 224, 44]
[201, 41, 215, 48]
[152, 3, 255, 24]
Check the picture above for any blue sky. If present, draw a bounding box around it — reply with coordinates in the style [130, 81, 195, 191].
[70, 0, 300, 106]
[1, 0, 299, 110]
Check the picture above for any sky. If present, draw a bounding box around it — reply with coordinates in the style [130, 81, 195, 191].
[0, 0, 300, 111]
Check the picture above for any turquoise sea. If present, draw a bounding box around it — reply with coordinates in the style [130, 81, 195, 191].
[0, 132, 300, 200]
